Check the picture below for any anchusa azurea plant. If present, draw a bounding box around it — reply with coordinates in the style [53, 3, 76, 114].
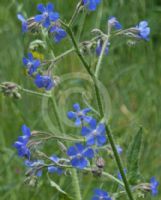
[0, 1, 158, 200]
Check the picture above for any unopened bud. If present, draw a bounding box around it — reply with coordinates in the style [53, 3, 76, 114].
[96, 157, 105, 168]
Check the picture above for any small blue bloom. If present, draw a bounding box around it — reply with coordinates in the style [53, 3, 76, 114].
[17, 14, 28, 32]
[34, 74, 54, 90]
[81, 119, 107, 146]
[118, 168, 127, 180]
[91, 189, 112, 200]
[25, 160, 44, 177]
[116, 145, 123, 154]
[67, 103, 93, 126]
[34, 3, 59, 28]
[67, 143, 94, 169]
[108, 16, 122, 30]
[136, 21, 150, 41]
[50, 25, 67, 43]
[48, 155, 63, 175]
[150, 177, 159, 196]
[83, 0, 101, 11]
[23, 53, 41, 75]
[96, 40, 110, 56]
[13, 125, 31, 159]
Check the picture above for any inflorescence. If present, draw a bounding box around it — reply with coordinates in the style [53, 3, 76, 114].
[13, 1, 158, 199]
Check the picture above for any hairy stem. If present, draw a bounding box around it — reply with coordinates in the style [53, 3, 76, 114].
[95, 36, 109, 78]
[65, 24, 134, 200]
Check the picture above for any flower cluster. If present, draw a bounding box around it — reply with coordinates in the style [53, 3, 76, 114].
[22, 52, 55, 90]
[17, 2, 66, 43]
[13, 125, 31, 159]
[67, 103, 108, 168]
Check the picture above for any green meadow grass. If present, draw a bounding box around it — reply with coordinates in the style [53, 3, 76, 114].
[0, 0, 161, 199]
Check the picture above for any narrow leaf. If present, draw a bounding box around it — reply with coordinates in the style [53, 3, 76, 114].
[127, 127, 143, 184]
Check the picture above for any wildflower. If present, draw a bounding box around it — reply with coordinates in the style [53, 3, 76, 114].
[118, 168, 127, 180]
[50, 25, 67, 43]
[81, 119, 107, 146]
[34, 74, 54, 90]
[67, 143, 94, 169]
[116, 145, 123, 154]
[25, 160, 44, 177]
[108, 16, 122, 30]
[23, 53, 41, 75]
[96, 40, 110, 56]
[67, 103, 93, 126]
[13, 125, 31, 159]
[34, 3, 59, 28]
[136, 21, 150, 40]
[82, 0, 101, 11]
[91, 189, 112, 200]
[150, 177, 159, 196]
[48, 155, 63, 175]
[17, 14, 28, 32]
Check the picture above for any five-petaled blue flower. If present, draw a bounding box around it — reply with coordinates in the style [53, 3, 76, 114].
[17, 14, 28, 33]
[23, 53, 41, 75]
[50, 25, 67, 43]
[34, 3, 59, 28]
[34, 74, 54, 90]
[136, 21, 150, 41]
[25, 160, 44, 177]
[13, 125, 31, 159]
[67, 143, 94, 169]
[96, 40, 110, 56]
[82, 0, 101, 11]
[108, 16, 122, 30]
[150, 177, 159, 196]
[48, 155, 63, 175]
[67, 103, 93, 126]
[81, 119, 107, 146]
[91, 189, 112, 200]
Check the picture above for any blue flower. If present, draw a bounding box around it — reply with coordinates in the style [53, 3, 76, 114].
[118, 168, 127, 180]
[108, 16, 122, 30]
[67, 103, 93, 126]
[50, 25, 67, 43]
[82, 0, 101, 11]
[96, 40, 110, 56]
[34, 3, 59, 28]
[48, 155, 63, 175]
[81, 119, 107, 146]
[17, 14, 28, 32]
[91, 189, 112, 200]
[13, 125, 31, 159]
[136, 21, 150, 41]
[67, 143, 94, 169]
[150, 177, 159, 196]
[25, 160, 44, 177]
[23, 53, 41, 75]
[34, 74, 54, 90]
[116, 145, 123, 154]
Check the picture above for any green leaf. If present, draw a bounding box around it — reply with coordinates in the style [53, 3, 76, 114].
[48, 175, 73, 200]
[127, 127, 143, 184]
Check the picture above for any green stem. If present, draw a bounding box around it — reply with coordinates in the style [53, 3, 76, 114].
[64, 24, 134, 200]
[35, 131, 84, 142]
[20, 87, 51, 98]
[68, 1, 81, 27]
[95, 36, 109, 78]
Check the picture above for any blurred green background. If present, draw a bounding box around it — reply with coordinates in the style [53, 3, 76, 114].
[0, 0, 161, 199]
